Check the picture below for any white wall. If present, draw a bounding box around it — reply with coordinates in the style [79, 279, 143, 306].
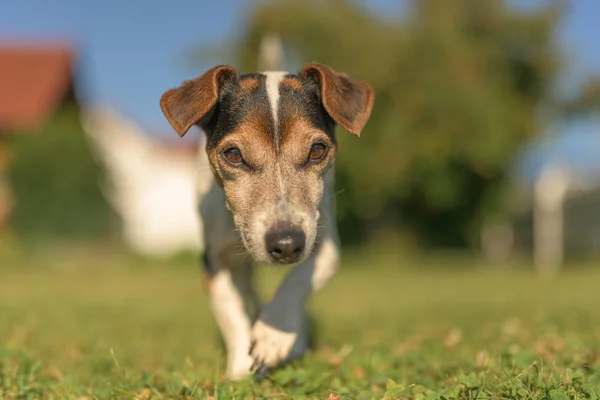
[81, 106, 212, 258]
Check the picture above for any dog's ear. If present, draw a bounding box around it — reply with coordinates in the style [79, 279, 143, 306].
[300, 63, 374, 136]
[160, 65, 237, 137]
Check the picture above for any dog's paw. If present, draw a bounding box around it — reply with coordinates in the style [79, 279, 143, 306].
[249, 320, 298, 374]
[226, 352, 254, 381]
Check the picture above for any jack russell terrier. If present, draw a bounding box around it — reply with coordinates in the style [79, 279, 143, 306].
[160, 63, 374, 380]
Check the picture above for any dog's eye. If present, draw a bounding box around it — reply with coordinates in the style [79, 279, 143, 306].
[223, 148, 244, 165]
[308, 143, 328, 163]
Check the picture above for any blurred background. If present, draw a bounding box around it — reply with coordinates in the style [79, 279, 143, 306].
[1, 0, 599, 272]
[3, 2, 600, 397]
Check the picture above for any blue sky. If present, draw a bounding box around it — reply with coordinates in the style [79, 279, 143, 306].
[1, 0, 599, 180]
[1, 0, 599, 131]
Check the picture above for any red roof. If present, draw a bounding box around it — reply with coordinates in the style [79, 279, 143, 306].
[0, 43, 74, 132]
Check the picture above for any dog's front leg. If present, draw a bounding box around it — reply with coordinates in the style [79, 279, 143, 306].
[249, 234, 340, 373]
[205, 252, 259, 380]
[200, 182, 262, 380]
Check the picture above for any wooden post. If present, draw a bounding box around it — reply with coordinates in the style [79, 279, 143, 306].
[533, 165, 569, 275]
[258, 34, 284, 71]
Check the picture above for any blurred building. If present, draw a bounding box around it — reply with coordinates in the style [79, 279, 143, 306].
[0, 43, 75, 230]
[513, 170, 600, 255]
[0, 41, 206, 257]
[81, 106, 208, 257]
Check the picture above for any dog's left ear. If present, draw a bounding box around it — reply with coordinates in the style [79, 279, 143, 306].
[300, 63, 374, 136]
[160, 65, 238, 137]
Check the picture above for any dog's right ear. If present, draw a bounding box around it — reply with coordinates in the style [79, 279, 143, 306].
[160, 65, 237, 137]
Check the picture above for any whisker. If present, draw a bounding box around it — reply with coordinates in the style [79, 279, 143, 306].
[329, 188, 346, 200]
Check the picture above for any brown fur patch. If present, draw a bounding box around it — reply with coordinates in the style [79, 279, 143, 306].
[214, 116, 275, 165]
[279, 117, 334, 165]
[281, 76, 303, 90]
[240, 76, 262, 91]
[160, 65, 237, 136]
[300, 63, 374, 136]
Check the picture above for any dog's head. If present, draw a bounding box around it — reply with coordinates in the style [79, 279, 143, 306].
[160, 63, 373, 265]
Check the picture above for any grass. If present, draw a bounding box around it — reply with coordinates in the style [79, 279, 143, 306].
[1, 246, 600, 399]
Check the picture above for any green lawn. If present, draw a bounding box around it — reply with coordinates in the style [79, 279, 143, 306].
[1, 247, 600, 399]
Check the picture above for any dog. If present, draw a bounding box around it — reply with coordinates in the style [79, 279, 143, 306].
[160, 63, 374, 380]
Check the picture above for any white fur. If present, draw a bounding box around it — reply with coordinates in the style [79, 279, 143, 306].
[263, 71, 288, 127]
[248, 201, 317, 265]
[200, 181, 260, 380]
[249, 236, 340, 369]
[251, 320, 298, 366]
[248, 171, 340, 370]
[200, 167, 340, 378]
[198, 87, 341, 378]
[310, 235, 341, 291]
[209, 269, 255, 380]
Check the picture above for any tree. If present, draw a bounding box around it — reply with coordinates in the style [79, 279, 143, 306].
[8, 100, 115, 240]
[224, 0, 564, 247]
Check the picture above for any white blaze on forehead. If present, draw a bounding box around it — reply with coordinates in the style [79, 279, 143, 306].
[263, 71, 288, 126]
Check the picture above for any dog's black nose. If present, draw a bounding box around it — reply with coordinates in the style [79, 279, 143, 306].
[265, 225, 306, 263]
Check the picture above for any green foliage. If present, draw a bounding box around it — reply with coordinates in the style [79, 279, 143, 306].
[7, 101, 114, 240]
[230, 0, 563, 247]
